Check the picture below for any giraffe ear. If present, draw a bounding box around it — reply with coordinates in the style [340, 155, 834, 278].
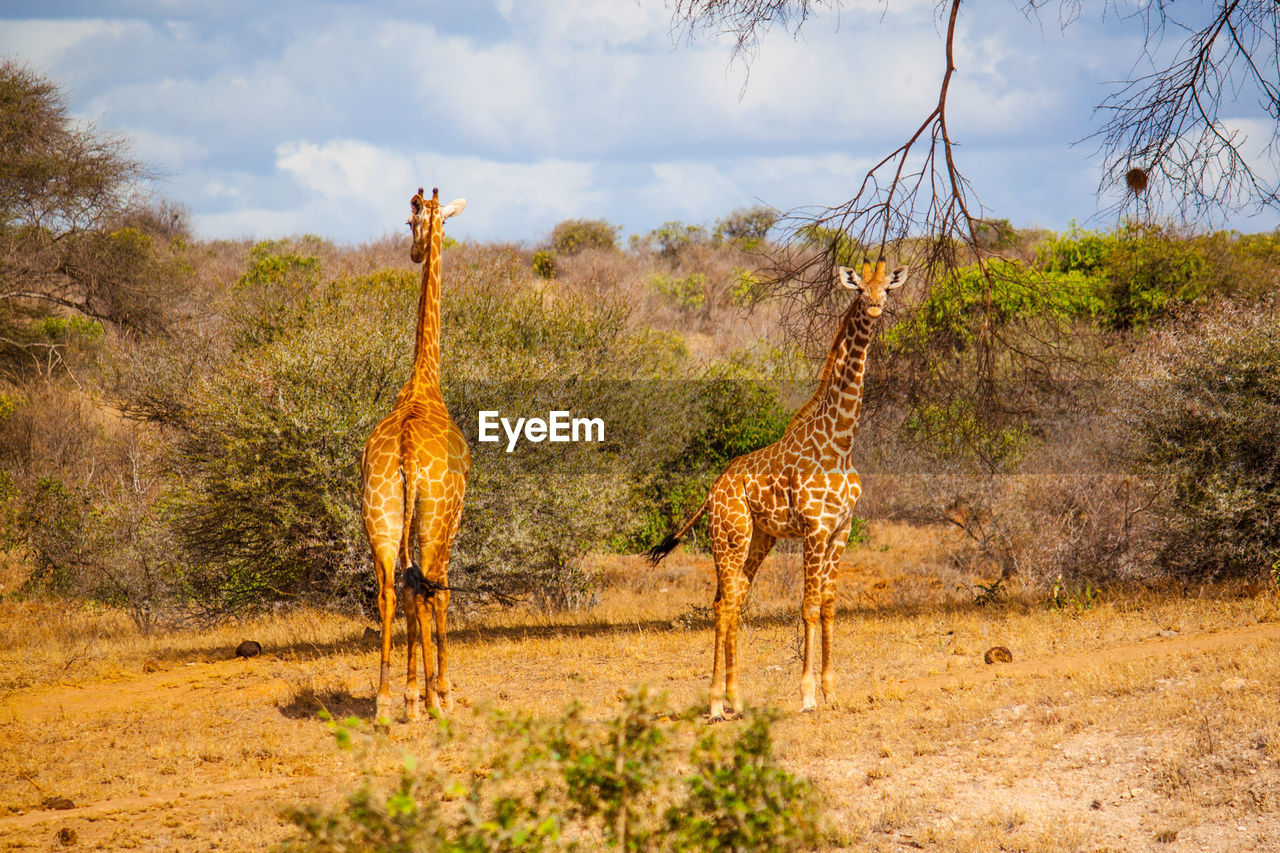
[837, 266, 862, 291]
[885, 266, 908, 290]
[441, 198, 467, 220]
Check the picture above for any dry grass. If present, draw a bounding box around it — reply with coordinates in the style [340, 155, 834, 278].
[3, 522, 1279, 850]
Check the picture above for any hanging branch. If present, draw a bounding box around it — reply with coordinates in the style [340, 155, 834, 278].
[1030, 0, 1280, 221]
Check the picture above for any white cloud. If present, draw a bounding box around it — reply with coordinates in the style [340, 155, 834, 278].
[0, 18, 149, 68]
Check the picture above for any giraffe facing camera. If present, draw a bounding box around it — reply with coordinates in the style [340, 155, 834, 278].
[648, 260, 907, 720]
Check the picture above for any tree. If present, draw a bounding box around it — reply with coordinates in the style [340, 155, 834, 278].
[673, 1, 1279, 247]
[671, 1, 1280, 458]
[0, 60, 173, 344]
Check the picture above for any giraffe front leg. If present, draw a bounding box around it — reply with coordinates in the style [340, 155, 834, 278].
[820, 580, 838, 706]
[413, 592, 435, 715]
[723, 585, 748, 716]
[709, 586, 729, 721]
[799, 538, 826, 712]
[820, 519, 849, 707]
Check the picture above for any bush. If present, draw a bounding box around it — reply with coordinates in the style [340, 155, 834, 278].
[531, 250, 555, 278]
[1039, 222, 1214, 330]
[283, 690, 824, 853]
[146, 245, 690, 612]
[547, 219, 618, 255]
[646, 271, 707, 310]
[619, 361, 792, 552]
[713, 206, 777, 249]
[636, 221, 709, 261]
[1121, 302, 1280, 580]
[164, 267, 409, 613]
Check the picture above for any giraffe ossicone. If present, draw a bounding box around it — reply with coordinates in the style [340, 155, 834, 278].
[360, 185, 471, 723]
[648, 260, 907, 719]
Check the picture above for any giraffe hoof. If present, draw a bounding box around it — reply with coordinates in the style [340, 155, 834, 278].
[375, 697, 393, 727]
[800, 702, 818, 713]
[405, 697, 421, 722]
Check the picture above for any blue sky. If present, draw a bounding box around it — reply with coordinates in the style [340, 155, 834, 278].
[3, 1, 1277, 244]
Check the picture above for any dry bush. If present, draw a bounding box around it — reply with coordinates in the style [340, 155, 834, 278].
[1119, 299, 1280, 581]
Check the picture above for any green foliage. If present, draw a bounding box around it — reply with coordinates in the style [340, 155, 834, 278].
[639, 221, 708, 260]
[795, 224, 860, 267]
[903, 400, 1029, 467]
[164, 268, 412, 613]
[1040, 222, 1212, 329]
[968, 576, 1008, 607]
[972, 217, 1018, 251]
[1123, 304, 1280, 580]
[236, 240, 322, 289]
[646, 272, 706, 310]
[33, 315, 104, 341]
[666, 711, 823, 852]
[713, 206, 776, 249]
[283, 690, 824, 853]
[1048, 576, 1100, 612]
[532, 250, 556, 279]
[728, 268, 763, 306]
[886, 259, 1103, 356]
[547, 219, 618, 255]
[620, 362, 791, 552]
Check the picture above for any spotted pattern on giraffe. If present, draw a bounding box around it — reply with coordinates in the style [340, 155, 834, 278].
[649, 260, 907, 719]
[360, 187, 470, 723]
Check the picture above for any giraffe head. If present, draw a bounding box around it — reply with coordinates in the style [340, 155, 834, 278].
[837, 260, 907, 318]
[408, 186, 467, 264]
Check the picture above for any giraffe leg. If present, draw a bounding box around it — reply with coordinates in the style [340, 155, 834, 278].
[799, 533, 827, 712]
[414, 591, 435, 714]
[725, 529, 775, 714]
[413, 495, 457, 714]
[709, 578, 729, 721]
[723, 583, 747, 716]
[403, 585, 421, 721]
[372, 544, 398, 725]
[430, 586, 451, 712]
[820, 520, 851, 706]
[709, 500, 751, 721]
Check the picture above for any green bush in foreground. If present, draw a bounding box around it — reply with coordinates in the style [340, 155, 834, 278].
[282, 690, 825, 852]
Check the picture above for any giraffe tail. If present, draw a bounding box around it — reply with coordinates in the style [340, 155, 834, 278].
[399, 458, 422, 594]
[645, 496, 710, 565]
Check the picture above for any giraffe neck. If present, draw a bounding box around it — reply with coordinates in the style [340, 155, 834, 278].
[406, 213, 444, 396]
[794, 297, 874, 454]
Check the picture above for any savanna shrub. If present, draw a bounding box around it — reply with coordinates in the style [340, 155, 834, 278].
[647, 271, 707, 310]
[1040, 223, 1213, 329]
[165, 268, 411, 613]
[283, 690, 824, 853]
[1122, 302, 1280, 580]
[547, 219, 618, 255]
[156, 245, 690, 612]
[714, 206, 777, 249]
[531, 249, 555, 278]
[621, 361, 791, 552]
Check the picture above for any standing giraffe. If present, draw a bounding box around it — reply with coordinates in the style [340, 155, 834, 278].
[648, 260, 907, 719]
[361, 187, 470, 722]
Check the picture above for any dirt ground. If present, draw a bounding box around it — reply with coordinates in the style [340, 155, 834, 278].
[2, 522, 1279, 851]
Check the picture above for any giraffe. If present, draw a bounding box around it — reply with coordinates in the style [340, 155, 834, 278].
[648, 260, 907, 719]
[361, 187, 470, 722]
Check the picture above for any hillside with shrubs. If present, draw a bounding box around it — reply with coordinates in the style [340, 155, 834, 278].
[4, 63, 1280, 629]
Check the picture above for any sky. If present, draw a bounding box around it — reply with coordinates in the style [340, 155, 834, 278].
[2, 1, 1277, 245]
